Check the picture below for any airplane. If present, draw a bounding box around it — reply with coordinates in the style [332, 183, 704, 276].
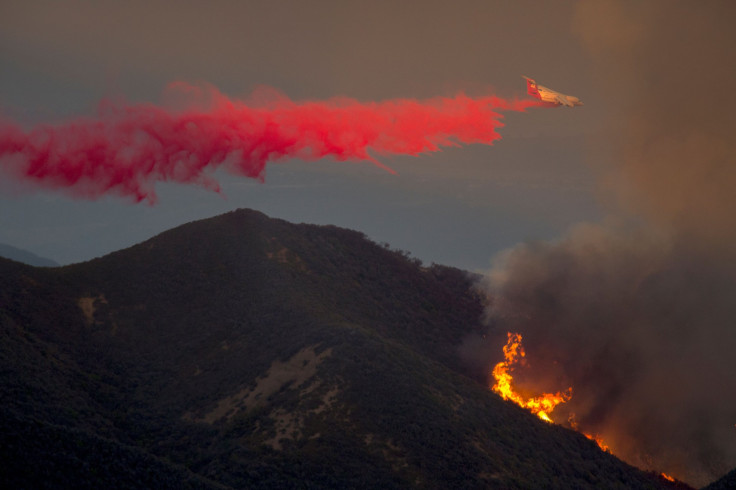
[522, 76, 583, 107]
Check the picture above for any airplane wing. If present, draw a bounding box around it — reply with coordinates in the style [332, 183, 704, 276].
[555, 94, 573, 107]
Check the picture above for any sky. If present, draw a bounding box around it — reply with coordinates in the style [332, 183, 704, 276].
[0, 0, 603, 270]
[3, 1, 736, 486]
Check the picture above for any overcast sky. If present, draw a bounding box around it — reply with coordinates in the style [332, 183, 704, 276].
[0, 0, 606, 269]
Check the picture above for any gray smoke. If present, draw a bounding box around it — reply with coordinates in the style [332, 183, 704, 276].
[474, 1, 736, 486]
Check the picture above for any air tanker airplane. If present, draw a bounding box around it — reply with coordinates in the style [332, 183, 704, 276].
[523, 76, 583, 107]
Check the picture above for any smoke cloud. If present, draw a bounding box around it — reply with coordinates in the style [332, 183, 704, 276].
[475, 1, 736, 486]
[0, 83, 538, 203]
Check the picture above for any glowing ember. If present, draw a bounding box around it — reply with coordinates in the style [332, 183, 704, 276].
[490, 332, 571, 423]
[661, 473, 675, 482]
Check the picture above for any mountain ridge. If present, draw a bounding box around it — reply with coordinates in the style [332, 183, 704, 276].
[0, 208, 692, 488]
[0, 242, 59, 267]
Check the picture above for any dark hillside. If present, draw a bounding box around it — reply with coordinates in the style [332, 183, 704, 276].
[703, 468, 736, 490]
[69, 209, 488, 377]
[1, 209, 684, 488]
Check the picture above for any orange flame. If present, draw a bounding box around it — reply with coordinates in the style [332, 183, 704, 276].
[490, 333, 685, 481]
[569, 414, 612, 453]
[584, 432, 611, 453]
[661, 472, 675, 482]
[491, 333, 617, 456]
[490, 332, 571, 423]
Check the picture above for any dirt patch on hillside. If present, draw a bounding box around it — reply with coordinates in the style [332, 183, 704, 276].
[197, 345, 332, 424]
[265, 237, 308, 271]
[263, 383, 340, 450]
[78, 294, 107, 325]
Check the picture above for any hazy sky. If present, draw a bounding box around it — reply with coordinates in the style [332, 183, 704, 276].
[0, 0, 603, 269]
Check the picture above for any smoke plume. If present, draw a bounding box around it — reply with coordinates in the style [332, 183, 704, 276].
[0, 83, 538, 203]
[475, 1, 736, 486]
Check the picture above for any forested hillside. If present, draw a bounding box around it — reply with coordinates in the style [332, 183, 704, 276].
[1, 209, 687, 488]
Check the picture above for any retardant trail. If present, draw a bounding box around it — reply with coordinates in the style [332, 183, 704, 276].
[0, 83, 541, 202]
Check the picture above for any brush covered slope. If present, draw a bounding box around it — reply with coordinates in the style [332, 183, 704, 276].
[1, 209, 684, 489]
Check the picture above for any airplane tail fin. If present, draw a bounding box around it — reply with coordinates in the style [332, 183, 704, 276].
[522, 76, 541, 99]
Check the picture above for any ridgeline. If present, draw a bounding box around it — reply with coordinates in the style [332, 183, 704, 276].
[0, 209, 692, 488]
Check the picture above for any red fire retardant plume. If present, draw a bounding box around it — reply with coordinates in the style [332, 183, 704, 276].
[0, 83, 541, 203]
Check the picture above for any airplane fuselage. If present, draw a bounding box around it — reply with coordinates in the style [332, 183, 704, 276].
[523, 76, 583, 107]
[538, 86, 581, 107]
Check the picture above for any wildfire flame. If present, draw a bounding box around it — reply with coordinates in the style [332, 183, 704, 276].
[490, 332, 571, 423]
[661, 473, 675, 482]
[491, 332, 614, 452]
[569, 414, 611, 453]
[584, 433, 611, 453]
[490, 333, 690, 481]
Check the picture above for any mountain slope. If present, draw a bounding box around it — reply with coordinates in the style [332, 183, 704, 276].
[0, 209, 684, 488]
[0, 242, 58, 267]
[703, 468, 736, 490]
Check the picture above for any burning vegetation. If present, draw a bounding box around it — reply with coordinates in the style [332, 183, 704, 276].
[490, 332, 571, 424]
[488, 332, 710, 486]
[491, 332, 612, 453]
